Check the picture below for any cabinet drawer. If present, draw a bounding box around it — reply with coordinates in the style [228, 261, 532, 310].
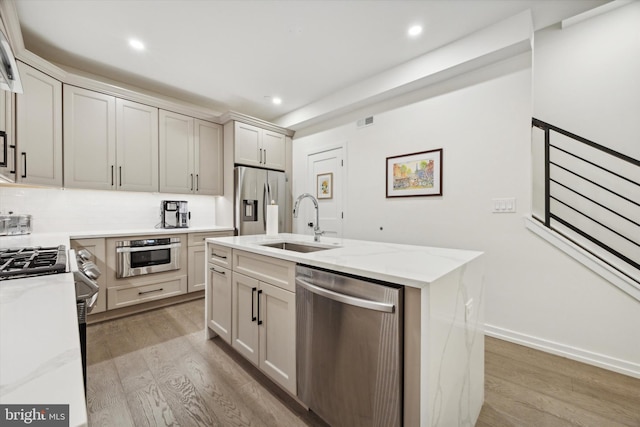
[209, 244, 232, 268]
[233, 250, 295, 292]
[188, 231, 233, 246]
[107, 276, 187, 310]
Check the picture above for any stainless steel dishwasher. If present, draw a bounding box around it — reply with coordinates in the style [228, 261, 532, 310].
[296, 264, 403, 427]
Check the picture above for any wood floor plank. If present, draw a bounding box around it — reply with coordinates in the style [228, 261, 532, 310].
[126, 381, 178, 427]
[485, 375, 629, 427]
[85, 360, 128, 414]
[88, 397, 135, 427]
[486, 351, 640, 426]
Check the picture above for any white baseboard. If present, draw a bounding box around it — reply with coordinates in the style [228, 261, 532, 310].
[485, 323, 640, 379]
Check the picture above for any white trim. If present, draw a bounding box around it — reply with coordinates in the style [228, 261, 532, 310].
[485, 323, 640, 379]
[524, 217, 640, 302]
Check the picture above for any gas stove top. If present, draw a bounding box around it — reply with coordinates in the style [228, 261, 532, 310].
[0, 245, 68, 280]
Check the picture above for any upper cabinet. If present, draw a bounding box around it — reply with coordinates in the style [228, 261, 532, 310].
[234, 121, 286, 171]
[63, 85, 159, 192]
[15, 62, 63, 186]
[0, 90, 14, 182]
[159, 110, 222, 195]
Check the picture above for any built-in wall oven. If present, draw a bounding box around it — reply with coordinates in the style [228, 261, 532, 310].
[116, 237, 181, 278]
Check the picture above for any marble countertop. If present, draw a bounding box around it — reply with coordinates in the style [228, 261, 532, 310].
[0, 235, 87, 427]
[207, 233, 483, 289]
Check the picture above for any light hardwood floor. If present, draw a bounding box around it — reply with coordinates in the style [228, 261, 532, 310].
[86, 299, 640, 426]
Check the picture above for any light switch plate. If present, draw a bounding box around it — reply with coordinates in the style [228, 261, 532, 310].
[492, 197, 516, 213]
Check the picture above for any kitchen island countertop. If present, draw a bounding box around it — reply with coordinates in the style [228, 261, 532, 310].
[206, 232, 483, 288]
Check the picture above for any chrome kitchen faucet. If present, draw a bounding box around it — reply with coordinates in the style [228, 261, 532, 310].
[293, 193, 324, 242]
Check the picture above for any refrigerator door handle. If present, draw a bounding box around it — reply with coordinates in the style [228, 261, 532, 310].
[263, 182, 268, 230]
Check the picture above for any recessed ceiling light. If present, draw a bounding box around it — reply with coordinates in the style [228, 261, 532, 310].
[129, 38, 145, 51]
[408, 25, 423, 38]
[272, 97, 282, 105]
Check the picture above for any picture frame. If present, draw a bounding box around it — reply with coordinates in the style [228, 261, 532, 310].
[317, 172, 333, 199]
[386, 148, 443, 198]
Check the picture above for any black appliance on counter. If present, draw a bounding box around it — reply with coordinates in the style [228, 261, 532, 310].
[0, 245, 100, 393]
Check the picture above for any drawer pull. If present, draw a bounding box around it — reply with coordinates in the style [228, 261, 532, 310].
[210, 267, 225, 275]
[139, 288, 163, 296]
[211, 253, 227, 259]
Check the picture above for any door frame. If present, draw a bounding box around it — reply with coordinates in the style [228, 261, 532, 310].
[302, 142, 347, 237]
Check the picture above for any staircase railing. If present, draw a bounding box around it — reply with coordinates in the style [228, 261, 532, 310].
[531, 118, 640, 284]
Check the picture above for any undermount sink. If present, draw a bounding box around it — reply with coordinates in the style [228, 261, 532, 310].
[258, 241, 339, 253]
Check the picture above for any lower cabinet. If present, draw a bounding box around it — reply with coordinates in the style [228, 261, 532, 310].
[206, 243, 296, 395]
[188, 231, 233, 293]
[207, 263, 231, 343]
[231, 272, 296, 395]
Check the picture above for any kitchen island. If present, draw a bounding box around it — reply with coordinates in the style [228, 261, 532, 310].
[205, 233, 485, 427]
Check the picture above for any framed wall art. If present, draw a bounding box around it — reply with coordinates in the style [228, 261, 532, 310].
[317, 172, 333, 199]
[386, 148, 443, 198]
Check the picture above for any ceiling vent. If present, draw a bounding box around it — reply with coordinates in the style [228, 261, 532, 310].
[356, 116, 374, 128]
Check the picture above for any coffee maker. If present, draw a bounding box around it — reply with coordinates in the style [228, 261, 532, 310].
[160, 200, 190, 228]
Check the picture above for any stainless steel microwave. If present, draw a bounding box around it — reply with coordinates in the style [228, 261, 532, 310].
[115, 237, 181, 278]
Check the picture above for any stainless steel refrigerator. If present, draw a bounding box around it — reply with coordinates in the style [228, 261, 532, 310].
[235, 166, 287, 235]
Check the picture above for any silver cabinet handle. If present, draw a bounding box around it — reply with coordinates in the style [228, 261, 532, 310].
[190, 173, 194, 191]
[117, 242, 181, 253]
[119, 166, 122, 186]
[111, 165, 114, 186]
[196, 174, 199, 192]
[296, 278, 395, 313]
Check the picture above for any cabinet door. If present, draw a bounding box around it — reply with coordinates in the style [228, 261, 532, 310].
[70, 238, 107, 315]
[261, 130, 286, 171]
[15, 62, 62, 186]
[159, 109, 194, 194]
[258, 281, 296, 394]
[194, 119, 223, 195]
[188, 245, 206, 293]
[231, 272, 259, 365]
[116, 99, 158, 192]
[208, 264, 232, 343]
[234, 121, 261, 167]
[63, 85, 116, 190]
[0, 90, 15, 182]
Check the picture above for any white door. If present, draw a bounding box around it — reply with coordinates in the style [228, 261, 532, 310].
[305, 147, 344, 238]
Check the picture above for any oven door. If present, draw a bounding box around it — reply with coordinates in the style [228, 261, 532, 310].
[116, 238, 181, 278]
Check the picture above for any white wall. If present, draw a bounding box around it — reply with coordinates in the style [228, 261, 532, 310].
[292, 52, 640, 377]
[534, 1, 640, 159]
[0, 185, 217, 233]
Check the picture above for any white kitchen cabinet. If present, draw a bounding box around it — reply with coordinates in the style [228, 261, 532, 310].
[234, 121, 286, 171]
[194, 119, 223, 195]
[187, 231, 233, 293]
[70, 238, 107, 315]
[63, 85, 158, 192]
[231, 272, 260, 364]
[231, 272, 296, 394]
[159, 110, 222, 195]
[208, 263, 232, 343]
[115, 99, 159, 192]
[229, 250, 296, 394]
[15, 62, 62, 186]
[0, 90, 15, 182]
[206, 244, 296, 394]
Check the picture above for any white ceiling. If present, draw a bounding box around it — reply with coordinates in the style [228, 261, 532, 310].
[14, 0, 608, 124]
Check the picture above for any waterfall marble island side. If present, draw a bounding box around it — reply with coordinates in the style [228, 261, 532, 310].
[204, 233, 485, 427]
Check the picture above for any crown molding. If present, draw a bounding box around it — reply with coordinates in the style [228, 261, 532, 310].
[219, 110, 295, 137]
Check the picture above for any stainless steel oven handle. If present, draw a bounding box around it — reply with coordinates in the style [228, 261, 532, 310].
[116, 243, 182, 253]
[296, 278, 395, 313]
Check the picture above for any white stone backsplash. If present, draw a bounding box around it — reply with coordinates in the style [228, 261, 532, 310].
[0, 185, 217, 233]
